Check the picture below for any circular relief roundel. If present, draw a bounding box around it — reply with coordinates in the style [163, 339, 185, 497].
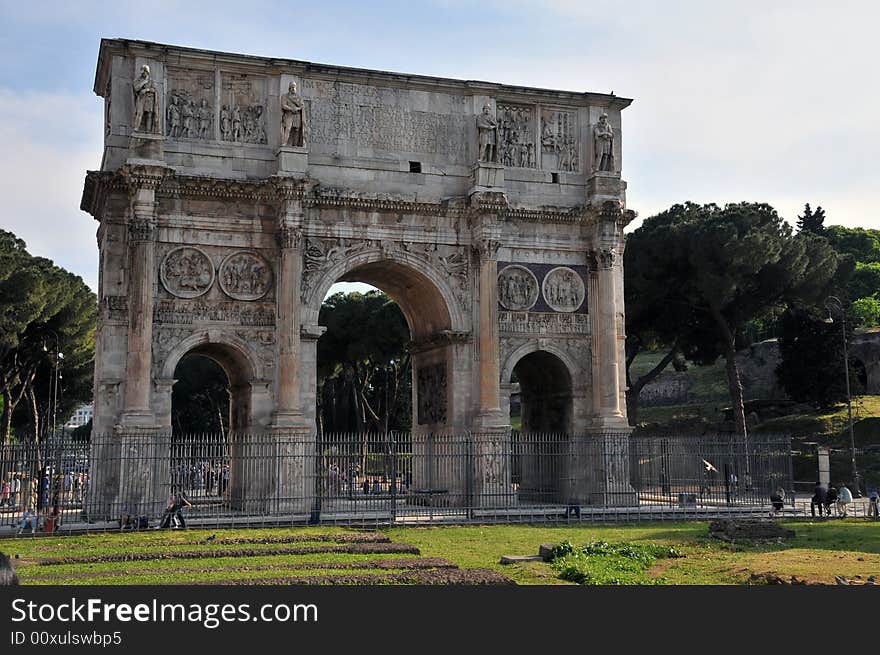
[542, 266, 585, 313]
[498, 265, 539, 311]
[160, 246, 215, 299]
[218, 251, 273, 301]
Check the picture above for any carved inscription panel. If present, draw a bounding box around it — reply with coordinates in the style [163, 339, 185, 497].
[301, 80, 470, 160]
[417, 363, 447, 425]
[160, 247, 214, 299]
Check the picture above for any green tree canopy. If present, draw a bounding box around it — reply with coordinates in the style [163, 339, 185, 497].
[0, 229, 96, 442]
[624, 202, 839, 447]
[796, 203, 827, 235]
[824, 225, 880, 264]
[317, 291, 411, 434]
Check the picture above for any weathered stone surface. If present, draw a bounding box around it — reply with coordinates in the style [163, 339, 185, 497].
[538, 544, 555, 562]
[499, 554, 543, 565]
[81, 38, 638, 516]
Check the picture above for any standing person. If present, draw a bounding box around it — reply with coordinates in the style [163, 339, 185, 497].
[9, 475, 20, 510]
[837, 484, 853, 517]
[0, 478, 9, 508]
[868, 487, 879, 520]
[769, 487, 785, 517]
[812, 480, 828, 517]
[825, 485, 838, 516]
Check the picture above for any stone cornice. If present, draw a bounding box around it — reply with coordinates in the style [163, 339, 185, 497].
[83, 169, 608, 225]
[407, 330, 471, 354]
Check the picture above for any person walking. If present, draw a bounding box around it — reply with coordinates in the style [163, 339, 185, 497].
[159, 488, 191, 529]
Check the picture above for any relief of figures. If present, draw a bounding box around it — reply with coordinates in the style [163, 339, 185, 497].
[132, 65, 159, 133]
[498, 104, 536, 169]
[541, 266, 585, 313]
[218, 252, 272, 301]
[498, 265, 539, 311]
[219, 103, 267, 144]
[166, 90, 213, 140]
[417, 364, 447, 425]
[160, 247, 215, 299]
[541, 110, 578, 172]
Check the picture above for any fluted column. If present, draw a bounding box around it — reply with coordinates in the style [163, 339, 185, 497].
[588, 247, 625, 425]
[119, 183, 159, 427]
[475, 237, 504, 421]
[273, 223, 307, 427]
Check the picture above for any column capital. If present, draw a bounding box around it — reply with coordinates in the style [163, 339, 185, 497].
[128, 217, 158, 243]
[587, 247, 616, 272]
[474, 237, 502, 262]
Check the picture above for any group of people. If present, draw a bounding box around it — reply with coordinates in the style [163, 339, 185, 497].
[172, 461, 230, 499]
[810, 481, 860, 517]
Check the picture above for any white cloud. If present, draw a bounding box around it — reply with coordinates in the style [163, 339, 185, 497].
[0, 88, 102, 290]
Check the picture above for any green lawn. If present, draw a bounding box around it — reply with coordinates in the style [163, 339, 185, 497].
[4, 520, 878, 586]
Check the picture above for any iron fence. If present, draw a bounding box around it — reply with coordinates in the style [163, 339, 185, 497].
[0, 431, 795, 532]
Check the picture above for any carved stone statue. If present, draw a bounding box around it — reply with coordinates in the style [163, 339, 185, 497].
[476, 104, 499, 163]
[132, 64, 159, 133]
[197, 99, 212, 139]
[280, 81, 307, 147]
[593, 112, 614, 172]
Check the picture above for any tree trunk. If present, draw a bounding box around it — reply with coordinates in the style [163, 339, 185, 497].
[711, 306, 751, 476]
[625, 340, 680, 427]
[28, 385, 40, 439]
[1, 389, 11, 445]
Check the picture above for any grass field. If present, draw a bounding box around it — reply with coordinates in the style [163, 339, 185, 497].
[3, 520, 877, 586]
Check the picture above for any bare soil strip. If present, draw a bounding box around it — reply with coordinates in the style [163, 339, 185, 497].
[192, 568, 515, 585]
[39, 542, 420, 566]
[25, 557, 456, 580]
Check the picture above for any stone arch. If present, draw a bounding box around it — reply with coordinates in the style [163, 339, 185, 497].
[501, 341, 578, 386]
[506, 348, 574, 434]
[302, 246, 471, 432]
[160, 330, 267, 432]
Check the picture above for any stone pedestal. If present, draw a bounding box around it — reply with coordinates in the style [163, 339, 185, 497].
[114, 428, 168, 520]
[470, 162, 505, 194]
[587, 171, 623, 204]
[128, 131, 164, 164]
[472, 428, 516, 508]
[588, 431, 638, 507]
[277, 146, 309, 175]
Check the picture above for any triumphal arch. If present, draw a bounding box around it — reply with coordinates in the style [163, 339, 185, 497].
[80, 39, 636, 518]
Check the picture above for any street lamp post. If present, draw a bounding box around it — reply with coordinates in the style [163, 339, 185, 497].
[824, 296, 860, 494]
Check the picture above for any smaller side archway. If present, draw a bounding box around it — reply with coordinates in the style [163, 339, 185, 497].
[504, 346, 576, 505]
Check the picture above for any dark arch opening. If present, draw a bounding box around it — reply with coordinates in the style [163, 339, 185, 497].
[512, 350, 573, 434]
[510, 350, 573, 504]
[172, 354, 230, 435]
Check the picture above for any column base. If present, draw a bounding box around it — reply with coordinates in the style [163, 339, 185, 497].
[471, 409, 510, 434]
[115, 410, 159, 430]
[277, 146, 308, 175]
[270, 410, 312, 432]
[589, 415, 632, 432]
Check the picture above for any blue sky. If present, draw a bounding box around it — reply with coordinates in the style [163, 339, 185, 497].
[1, 0, 878, 292]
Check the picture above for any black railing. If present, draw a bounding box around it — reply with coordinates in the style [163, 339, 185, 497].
[0, 431, 794, 532]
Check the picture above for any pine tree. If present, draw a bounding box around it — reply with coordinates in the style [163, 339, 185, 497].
[797, 203, 826, 235]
